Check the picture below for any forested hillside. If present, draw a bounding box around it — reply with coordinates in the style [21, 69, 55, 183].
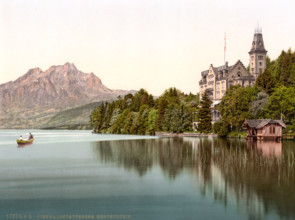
[216, 48, 295, 136]
[90, 88, 198, 134]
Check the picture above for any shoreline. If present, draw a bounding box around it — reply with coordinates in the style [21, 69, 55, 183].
[155, 132, 218, 138]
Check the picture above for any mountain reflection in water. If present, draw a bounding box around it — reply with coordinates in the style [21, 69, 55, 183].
[94, 138, 295, 219]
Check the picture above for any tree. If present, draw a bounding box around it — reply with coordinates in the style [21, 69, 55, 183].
[249, 92, 269, 118]
[90, 102, 106, 132]
[147, 109, 158, 135]
[262, 85, 295, 124]
[90, 87, 198, 134]
[197, 91, 212, 133]
[255, 69, 276, 94]
[273, 49, 295, 87]
[162, 104, 193, 133]
[218, 85, 258, 130]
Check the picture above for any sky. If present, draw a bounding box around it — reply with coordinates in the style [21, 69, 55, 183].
[0, 0, 295, 96]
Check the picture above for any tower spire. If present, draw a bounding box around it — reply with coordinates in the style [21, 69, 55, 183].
[255, 21, 262, 34]
[249, 27, 267, 79]
[224, 32, 226, 65]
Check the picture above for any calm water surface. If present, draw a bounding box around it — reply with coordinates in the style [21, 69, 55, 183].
[0, 130, 294, 220]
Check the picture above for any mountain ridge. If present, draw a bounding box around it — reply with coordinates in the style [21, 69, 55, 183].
[0, 62, 136, 128]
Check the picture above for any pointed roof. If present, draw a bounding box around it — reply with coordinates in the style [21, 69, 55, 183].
[231, 60, 249, 72]
[242, 119, 286, 129]
[249, 32, 267, 54]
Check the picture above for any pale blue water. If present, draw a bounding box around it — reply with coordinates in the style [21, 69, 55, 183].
[0, 130, 294, 220]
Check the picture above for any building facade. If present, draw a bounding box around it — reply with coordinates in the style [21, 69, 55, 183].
[197, 29, 267, 123]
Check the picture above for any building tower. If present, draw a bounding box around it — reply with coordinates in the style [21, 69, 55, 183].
[249, 27, 267, 79]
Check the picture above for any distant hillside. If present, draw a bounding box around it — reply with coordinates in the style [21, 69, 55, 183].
[42, 102, 103, 130]
[0, 62, 136, 128]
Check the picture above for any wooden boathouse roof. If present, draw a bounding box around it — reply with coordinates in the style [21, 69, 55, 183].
[242, 119, 286, 129]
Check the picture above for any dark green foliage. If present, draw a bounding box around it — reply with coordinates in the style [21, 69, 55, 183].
[255, 69, 275, 94]
[218, 85, 258, 131]
[147, 109, 158, 135]
[218, 121, 231, 137]
[197, 91, 212, 133]
[162, 104, 192, 133]
[212, 121, 222, 134]
[156, 98, 168, 131]
[262, 86, 295, 124]
[90, 87, 196, 134]
[272, 49, 295, 87]
[156, 87, 181, 131]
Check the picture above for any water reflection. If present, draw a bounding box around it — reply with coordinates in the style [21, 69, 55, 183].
[94, 138, 295, 219]
[247, 141, 282, 157]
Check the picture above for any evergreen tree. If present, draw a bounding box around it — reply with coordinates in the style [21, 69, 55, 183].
[197, 91, 212, 133]
[255, 69, 275, 94]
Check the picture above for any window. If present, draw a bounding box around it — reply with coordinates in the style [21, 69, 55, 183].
[251, 68, 254, 73]
[258, 56, 263, 60]
[237, 72, 241, 77]
[222, 81, 225, 89]
[216, 82, 220, 90]
[216, 91, 220, 99]
[251, 56, 254, 60]
[269, 127, 276, 134]
[259, 68, 263, 74]
[259, 62, 262, 66]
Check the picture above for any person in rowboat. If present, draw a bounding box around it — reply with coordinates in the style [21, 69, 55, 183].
[29, 133, 33, 140]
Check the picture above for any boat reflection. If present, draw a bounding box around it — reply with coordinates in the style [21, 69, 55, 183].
[17, 142, 33, 148]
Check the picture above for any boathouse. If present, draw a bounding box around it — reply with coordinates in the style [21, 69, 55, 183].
[242, 119, 286, 141]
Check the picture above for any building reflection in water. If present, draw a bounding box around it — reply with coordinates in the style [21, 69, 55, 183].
[257, 141, 282, 157]
[246, 140, 282, 157]
[93, 137, 295, 220]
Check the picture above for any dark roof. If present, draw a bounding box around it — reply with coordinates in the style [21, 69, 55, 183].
[201, 64, 232, 77]
[249, 33, 267, 54]
[242, 119, 286, 129]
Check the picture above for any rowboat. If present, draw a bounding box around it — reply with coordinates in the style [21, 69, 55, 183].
[16, 138, 34, 145]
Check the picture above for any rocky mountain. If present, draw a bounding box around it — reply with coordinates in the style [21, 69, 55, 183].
[0, 62, 135, 128]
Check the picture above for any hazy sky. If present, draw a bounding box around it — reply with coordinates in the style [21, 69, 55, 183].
[1, 0, 295, 95]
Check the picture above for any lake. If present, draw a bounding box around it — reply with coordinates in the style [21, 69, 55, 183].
[0, 130, 294, 220]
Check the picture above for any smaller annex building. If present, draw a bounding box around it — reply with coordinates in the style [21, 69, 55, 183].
[242, 119, 286, 141]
